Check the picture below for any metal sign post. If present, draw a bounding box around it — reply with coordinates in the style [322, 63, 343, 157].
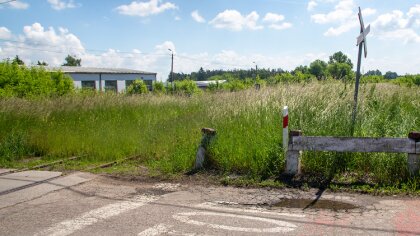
[351, 7, 370, 134]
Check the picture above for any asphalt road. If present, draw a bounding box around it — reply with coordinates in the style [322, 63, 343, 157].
[0, 170, 419, 236]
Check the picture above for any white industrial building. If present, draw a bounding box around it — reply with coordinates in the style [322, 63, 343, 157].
[47, 66, 157, 92]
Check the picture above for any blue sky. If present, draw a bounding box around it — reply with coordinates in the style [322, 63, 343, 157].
[0, 0, 419, 80]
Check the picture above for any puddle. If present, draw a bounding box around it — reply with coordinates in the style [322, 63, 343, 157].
[272, 198, 358, 211]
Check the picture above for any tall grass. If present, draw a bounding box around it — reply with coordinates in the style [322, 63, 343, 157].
[0, 82, 418, 184]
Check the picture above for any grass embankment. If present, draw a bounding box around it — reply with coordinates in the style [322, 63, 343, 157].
[0, 82, 419, 193]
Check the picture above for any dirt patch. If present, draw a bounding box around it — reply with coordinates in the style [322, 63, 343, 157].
[271, 198, 358, 211]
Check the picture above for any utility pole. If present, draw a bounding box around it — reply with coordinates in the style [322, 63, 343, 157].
[253, 62, 258, 81]
[168, 49, 174, 89]
[253, 61, 260, 90]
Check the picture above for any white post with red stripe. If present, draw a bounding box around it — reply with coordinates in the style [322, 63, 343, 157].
[282, 106, 289, 153]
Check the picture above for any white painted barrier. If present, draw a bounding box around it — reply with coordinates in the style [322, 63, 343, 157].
[282, 106, 288, 153]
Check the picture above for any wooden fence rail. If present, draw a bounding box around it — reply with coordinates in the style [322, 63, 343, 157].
[285, 131, 420, 176]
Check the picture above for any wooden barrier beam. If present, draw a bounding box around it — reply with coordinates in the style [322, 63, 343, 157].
[285, 131, 420, 176]
[290, 136, 415, 153]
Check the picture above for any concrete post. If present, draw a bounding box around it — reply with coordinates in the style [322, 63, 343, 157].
[194, 128, 217, 170]
[285, 130, 302, 175]
[408, 131, 420, 176]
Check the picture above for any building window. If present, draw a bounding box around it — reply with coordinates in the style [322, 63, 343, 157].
[81, 81, 96, 90]
[143, 80, 153, 86]
[105, 80, 117, 92]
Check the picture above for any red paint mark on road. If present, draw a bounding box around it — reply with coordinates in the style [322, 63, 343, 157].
[394, 200, 420, 236]
[297, 213, 352, 236]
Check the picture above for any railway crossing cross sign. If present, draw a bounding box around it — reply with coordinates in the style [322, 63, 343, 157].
[351, 7, 370, 134]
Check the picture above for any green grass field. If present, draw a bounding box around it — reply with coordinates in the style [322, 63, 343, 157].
[0, 82, 419, 191]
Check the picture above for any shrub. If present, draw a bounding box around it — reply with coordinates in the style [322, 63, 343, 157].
[152, 81, 166, 94]
[0, 61, 74, 98]
[392, 75, 420, 87]
[127, 79, 149, 95]
[173, 79, 201, 96]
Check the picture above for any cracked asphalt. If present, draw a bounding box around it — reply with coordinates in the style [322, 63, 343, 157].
[0, 170, 419, 235]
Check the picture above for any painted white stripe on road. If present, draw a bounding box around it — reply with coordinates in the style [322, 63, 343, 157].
[35, 195, 157, 236]
[173, 211, 297, 233]
[138, 224, 172, 236]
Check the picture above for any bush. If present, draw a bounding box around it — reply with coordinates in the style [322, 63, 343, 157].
[152, 81, 166, 94]
[392, 75, 420, 87]
[0, 61, 74, 98]
[173, 79, 201, 96]
[127, 79, 149, 95]
[222, 79, 246, 91]
[361, 75, 385, 83]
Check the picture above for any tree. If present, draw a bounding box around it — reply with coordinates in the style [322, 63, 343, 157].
[309, 59, 328, 80]
[384, 71, 398, 80]
[37, 61, 48, 66]
[365, 69, 382, 76]
[328, 51, 353, 69]
[293, 65, 309, 75]
[327, 63, 352, 80]
[62, 55, 81, 66]
[12, 55, 24, 65]
[197, 67, 205, 81]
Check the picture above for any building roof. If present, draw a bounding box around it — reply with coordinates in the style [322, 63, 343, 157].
[45, 66, 156, 75]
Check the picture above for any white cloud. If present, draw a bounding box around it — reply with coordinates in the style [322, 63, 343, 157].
[155, 40, 175, 53]
[0, 23, 84, 66]
[311, 0, 355, 24]
[7, 0, 29, 9]
[47, 0, 78, 10]
[372, 5, 420, 43]
[311, 0, 377, 36]
[269, 22, 293, 30]
[262, 13, 292, 30]
[191, 10, 205, 23]
[263, 13, 285, 23]
[0, 27, 12, 39]
[209, 10, 263, 31]
[174, 16, 181, 21]
[115, 0, 177, 17]
[307, 1, 317, 11]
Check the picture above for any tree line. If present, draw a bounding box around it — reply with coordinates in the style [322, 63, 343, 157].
[169, 51, 403, 82]
[7, 54, 81, 67]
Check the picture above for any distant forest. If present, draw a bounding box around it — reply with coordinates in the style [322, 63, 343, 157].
[169, 67, 285, 81]
[168, 51, 404, 82]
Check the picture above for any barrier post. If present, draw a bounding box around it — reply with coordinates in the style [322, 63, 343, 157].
[282, 106, 289, 153]
[408, 132, 420, 176]
[285, 130, 302, 175]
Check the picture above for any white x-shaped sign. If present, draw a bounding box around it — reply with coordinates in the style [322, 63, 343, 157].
[356, 7, 370, 58]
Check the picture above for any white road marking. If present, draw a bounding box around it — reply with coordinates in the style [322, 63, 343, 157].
[173, 211, 297, 233]
[197, 202, 306, 218]
[138, 224, 172, 236]
[35, 195, 158, 236]
[138, 224, 213, 236]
